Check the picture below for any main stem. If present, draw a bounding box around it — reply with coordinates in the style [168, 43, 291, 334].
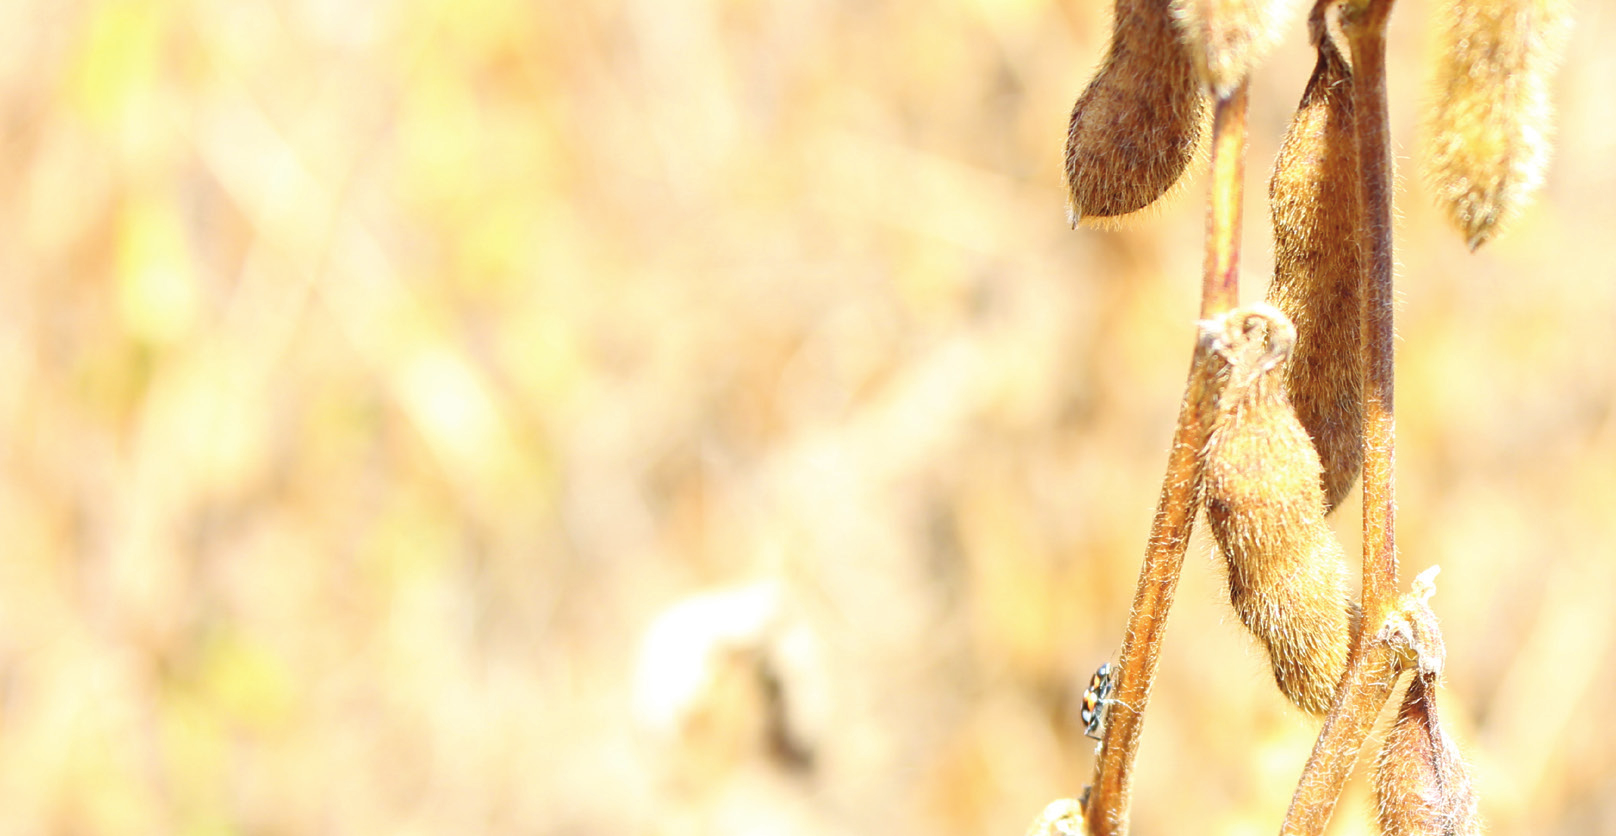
[1086, 84, 1247, 836]
[1279, 1, 1400, 831]
[1352, 4, 1397, 628]
[1084, 345, 1212, 836]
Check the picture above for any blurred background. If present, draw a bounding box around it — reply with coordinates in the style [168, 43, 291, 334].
[0, 0, 1612, 833]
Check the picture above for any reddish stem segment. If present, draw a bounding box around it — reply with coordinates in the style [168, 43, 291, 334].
[1352, 5, 1397, 628]
[1280, 641, 1401, 833]
[1203, 85, 1250, 319]
[1085, 339, 1217, 836]
[1086, 81, 1249, 836]
[1278, 0, 1401, 831]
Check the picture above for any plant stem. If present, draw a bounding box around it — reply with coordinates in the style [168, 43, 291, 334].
[1277, 0, 1400, 831]
[1279, 640, 1401, 833]
[1086, 83, 1248, 836]
[1085, 338, 1216, 836]
[1203, 84, 1249, 318]
[1350, 0, 1398, 630]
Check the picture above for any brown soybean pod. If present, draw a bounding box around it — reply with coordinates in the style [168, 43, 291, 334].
[1171, 0, 1304, 97]
[1423, 0, 1573, 250]
[1373, 674, 1481, 835]
[1201, 305, 1354, 715]
[1064, 0, 1205, 221]
[1267, 23, 1363, 513]
[1024, 799, 1086, 836]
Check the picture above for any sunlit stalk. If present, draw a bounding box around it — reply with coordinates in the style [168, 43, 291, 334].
[1203, 85, 1249, 319]
[1278, 0, 1401, 830]
[1084, 338, 1215, 836]
[1086, 82, 1249, 836]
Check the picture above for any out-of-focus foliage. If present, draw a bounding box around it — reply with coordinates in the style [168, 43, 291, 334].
[1, 1, 1613, 833]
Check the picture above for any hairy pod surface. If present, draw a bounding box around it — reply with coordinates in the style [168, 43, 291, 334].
[1065, 0, 1205, 221]
[1267, 29, 1363, 513]
[1373, 675, 1481, 835]
[1171, 0, 1304, 97]
[1201, 305, 1354, 715]
[1381, 566, 1448, 679]
[1422, 0, 1573, 250]
[1024, 798, 1085, 836]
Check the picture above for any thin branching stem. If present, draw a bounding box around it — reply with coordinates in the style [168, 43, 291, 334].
[1084, 341, 1213, 836]
[1086, 83, 1249, 836]
[1279, 639, 1401, 833]
[1085, 341, 1215, 834]
[1278, 0, 1400, 830]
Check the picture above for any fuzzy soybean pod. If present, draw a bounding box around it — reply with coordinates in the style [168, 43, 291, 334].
[1064, 0, 1205, 221]
[1024, 798, 1085, 836]
[1373, 674, 1481, 835]
[1201, 305, 1354, 716]
[1423, 0, 1573, 250]
[1171, 0, 1305, 97]
[1267, 28, 1363, 513]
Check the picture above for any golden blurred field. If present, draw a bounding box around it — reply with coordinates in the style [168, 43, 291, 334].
[3, 1, 1614, 833]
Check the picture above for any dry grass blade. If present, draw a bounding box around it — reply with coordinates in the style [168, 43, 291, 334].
[1065, 0, 1206, 221]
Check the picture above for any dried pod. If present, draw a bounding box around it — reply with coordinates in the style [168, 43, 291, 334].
[1373, 674, 1481, 835]
[1380, 565, 1448, 680]
[1171, 0, 1305, 97]
[1201, 305, 1355, 715]
[1065, 0, 1206, 221]
[1267, 23, 1363, 513]
[1422, 0, 1573, 250]
[1025, 798, 1086, 836]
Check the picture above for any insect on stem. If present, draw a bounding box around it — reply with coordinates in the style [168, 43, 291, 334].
[1083, 333, 1220, 836]
[1086, 65, 1251, 836]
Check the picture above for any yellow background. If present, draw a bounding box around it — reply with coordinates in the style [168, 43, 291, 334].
[1, 0, 1610, 833]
